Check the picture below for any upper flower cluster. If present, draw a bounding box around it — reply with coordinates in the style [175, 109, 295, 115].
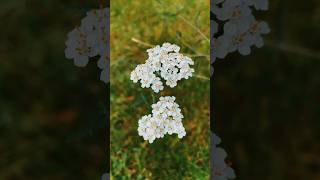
[138, 96, 186, 143]
[130, 43, 194, 93]
[65, 7, 110, 83]
[211, 0, 270, 63]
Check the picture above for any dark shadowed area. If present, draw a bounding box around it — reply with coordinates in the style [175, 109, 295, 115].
[213, 0, 320, 179]
[0, 0, 108, 179]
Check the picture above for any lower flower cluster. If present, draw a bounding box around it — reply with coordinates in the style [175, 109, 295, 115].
[137, 96, 186, 143]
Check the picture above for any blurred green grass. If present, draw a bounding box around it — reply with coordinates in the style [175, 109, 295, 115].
[110, 0, 210, 179]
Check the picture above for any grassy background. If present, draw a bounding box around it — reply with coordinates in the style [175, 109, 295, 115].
[110, 0, 210, 179]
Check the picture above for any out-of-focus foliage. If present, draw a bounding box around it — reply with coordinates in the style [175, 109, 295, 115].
[0, 0, 107, 179]
[110, 0, 210, 179]
[213, 0, 320, 179]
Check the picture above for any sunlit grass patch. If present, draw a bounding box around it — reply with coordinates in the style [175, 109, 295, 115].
[110, 0, 210, 178]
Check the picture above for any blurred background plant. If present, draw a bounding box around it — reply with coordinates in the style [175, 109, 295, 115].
[213, 0, 320, 179]
[110, 0, 210, 179]
[0, 0, 108, 179]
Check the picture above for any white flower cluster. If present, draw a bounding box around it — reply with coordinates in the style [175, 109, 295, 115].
[138, 96, 186, 143]
[65, 7, 110, 83]
[211, 0, 270, 63]
[212, 133, 236, 180]
[130, 43, 194, 93]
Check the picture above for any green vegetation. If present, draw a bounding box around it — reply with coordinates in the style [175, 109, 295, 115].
[110, 0, 210, 179]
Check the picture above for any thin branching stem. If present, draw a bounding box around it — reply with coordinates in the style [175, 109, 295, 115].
[266, 41, 320, 60]
[131, 38, 154, 47]
[177, 15, 210, 43]
[194, 74, 210, 81]
[155, 0, 210, 43]
[131, 37, 209, 60]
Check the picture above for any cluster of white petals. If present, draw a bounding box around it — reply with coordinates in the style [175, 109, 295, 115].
[211, 133, 236, 180]
[211, 0, 270, 71]
[138, 96, 186, 143]
[65, 7, 109, 83]
[130, 43, 194, 93]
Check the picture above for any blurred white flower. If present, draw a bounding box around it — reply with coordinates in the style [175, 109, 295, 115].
[211, 0, 270, 63]
[101, 173, 109, 180]
[65, 7, 109, 83]
[138, 96, 186, 143]
[130, 43, 194, 93]
[211, 132, 236, 180]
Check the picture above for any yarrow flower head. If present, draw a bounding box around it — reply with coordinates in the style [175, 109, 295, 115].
[130, 43, 194, 93]
[138, 96, 186, 143]
[65, 7, 110, 83]
[211, 0, 270, 75]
